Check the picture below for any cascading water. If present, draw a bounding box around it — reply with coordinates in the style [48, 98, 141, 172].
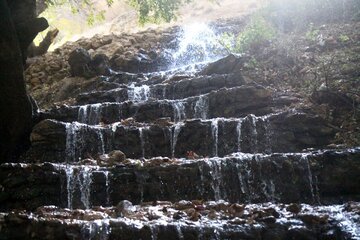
[65, 122, 82, 162]
[139, 127, 149, 158]
[82, 219, 110, 240]
[95, 126, 106, 155]
[79, 166, 93, 209]
[78, 103, 103, 125]
[170, 122, 184, 158]
[128, 83, 151, 102]
[171, 23, 225, 68]
[64, 165, 97, 209]
[211, 119, 220, 157]
[65, 167, 75, 209]
[194, 95, 209, 119]
[301, 154, 320, 204]
[171, 100, 187, 122]
[104, 171, 111, 206]
[249, 114, 258, 153]
[236, 119, 243, 152]
[205, 159, 224, 201]
[6, 12, 358, 240]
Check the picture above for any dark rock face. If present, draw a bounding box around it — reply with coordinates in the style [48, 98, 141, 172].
[2, 41, 359, 240]
[0, 0, 44, 162]
[90, 53, 111, 76]
[200, 54, 244, 75]
[110, 50, 158, 73]
[75, 73, 246, 105]
[1, 149, 360, 211]
[68, 48, 92, 77]
[68, 49, 112, 78]
[40, 84, 299, 126]
[1, 202, 356, 240]
[24, 111, 334, 162]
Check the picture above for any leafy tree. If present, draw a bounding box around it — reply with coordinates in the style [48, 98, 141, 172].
[39, 0, 198, 24]
[127, 0, 192, 24]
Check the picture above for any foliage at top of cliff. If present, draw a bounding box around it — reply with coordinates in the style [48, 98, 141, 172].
[42, 0, 203, 25]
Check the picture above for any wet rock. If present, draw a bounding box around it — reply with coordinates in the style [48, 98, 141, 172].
[89, 53, 111, 76]
[173, 211, 185, 220]
[200, 54, 244, 75]
[68, 48, 92, 78]
[298, 214, 329, 225]
[116, 200, 135, 217]
[108, 150, 127, 163]
[227, 203, 245, 218]
[259, 216, 277, 224]
[311, 89, 355, 110]
[78, 158, 97, 165]
[286, 203, 302, 214]
[98, 150, 127, 166]
[13, 149, 359, 209]
[110, 49, 159, 73]
[174, 200, 194, 210]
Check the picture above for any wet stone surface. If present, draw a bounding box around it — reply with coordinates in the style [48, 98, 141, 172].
[4, 18, 360, 239]
[0, 202, 359, 240]
[2, 149, 360, 211]
[26, 111, 334, 162]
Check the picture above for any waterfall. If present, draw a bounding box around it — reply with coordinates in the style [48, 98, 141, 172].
[171, 23, 225, 67]
[194, 95, 209, 119]
[79, 166, 93, 209]
[78, 105, 88, 123]
[263, 116, 272, 154]
[301, 154, 320, 203]
[94, 126, 105, 155]
[128, 83, 151, 102]
[170, 122, 184, 158]
[65, 122, 82, 162]
[150, 225, 158, 240]
[65, 167, 75, 209]
[88, 104, 102, 125]
[77, 103, 102, 125]
[249, 114, 258, 153]
[171, 100, 186, 122]
[176, 225, 184, 240]
[236, 119, 243, 152]
[82, 219, 110, 240]
[104, 171, 110, 206]
[211, 119, 220, 157]
[64, 165, 95, 209]
[206, 159, 224, 201]
[139, 127, 149, 158]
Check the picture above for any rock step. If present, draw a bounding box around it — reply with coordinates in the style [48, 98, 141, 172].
[40, 85, 299, 125]
[27, 111, 335, 163]
[76, 73, 245, 105]
[3, 148, 360, 211]
[1, 202, 359, 240]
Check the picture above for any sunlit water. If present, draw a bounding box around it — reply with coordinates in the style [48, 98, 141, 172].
[170, 23, 226, 68]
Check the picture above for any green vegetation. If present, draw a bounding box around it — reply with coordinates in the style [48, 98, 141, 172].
[43, 0, 115, 25]
[339, 34, 350, 43]
[219, 14, 276, 54]
[305, 24, 320, 42]
[127, 0, 191, 24]
[41, 0, 203, 25]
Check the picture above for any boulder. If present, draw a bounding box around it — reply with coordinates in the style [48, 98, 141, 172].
[200, 54, 244, 75]
[110, 49, 159, 73]
[89, 53, 111, 76]
[68, 48, 92, 78]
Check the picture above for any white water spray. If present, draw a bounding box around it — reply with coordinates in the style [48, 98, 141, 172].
[170, 122, 184, 158]
[128, 83, 151, 102]
[194, 95, 209, 119]
[172, 23, 225, 67]
[211, 119, 220, 157]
